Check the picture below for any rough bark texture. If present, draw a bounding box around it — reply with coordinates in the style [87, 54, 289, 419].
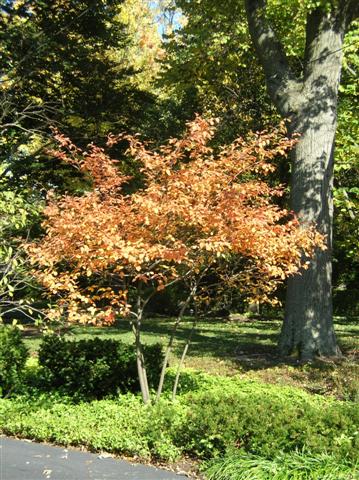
[244, 1, 356, 359]
[282, 119, 339, 358]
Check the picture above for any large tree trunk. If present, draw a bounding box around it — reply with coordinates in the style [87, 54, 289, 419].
[244, 1, 355, 359]
[279, 10, 345, 359]
[279, 115, 340, 359]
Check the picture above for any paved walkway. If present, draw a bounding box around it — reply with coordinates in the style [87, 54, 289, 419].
[0, 437, 188, 480]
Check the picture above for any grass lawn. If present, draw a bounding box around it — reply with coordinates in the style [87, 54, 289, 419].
[23, 314, 359, 401]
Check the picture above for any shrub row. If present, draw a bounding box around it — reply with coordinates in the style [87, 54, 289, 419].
[0, 327, 163, 398]
[1, 372, 358, 464]
[38, 335, 163, 398]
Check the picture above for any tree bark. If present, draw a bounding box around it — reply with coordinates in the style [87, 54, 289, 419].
[280, 10, 345, 359]
[244, 1, 355, 359]
[133, 292, 151, 404]
[172, 315, 197, 401]
[156, 287, 195, 402]
[280, 118, 340, 359]
[132, 319, 151, 404]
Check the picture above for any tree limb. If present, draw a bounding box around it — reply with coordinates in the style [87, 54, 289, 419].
[302, 5, 349, 89]
[244, 0, 301, 117]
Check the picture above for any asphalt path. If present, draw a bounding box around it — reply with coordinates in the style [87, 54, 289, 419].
[0, 437, 188, 480]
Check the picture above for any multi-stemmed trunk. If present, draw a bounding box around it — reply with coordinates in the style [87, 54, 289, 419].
[245, 1, 357, 359]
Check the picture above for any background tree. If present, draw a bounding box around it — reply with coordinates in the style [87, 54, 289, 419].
[162, 0, 358, 359]
[117, 0, 164, 90]
[160, 0, 282, 142]
[0, 0, 161, 193]
[0, 164, 42, 321]
[244, 0, 358, 359]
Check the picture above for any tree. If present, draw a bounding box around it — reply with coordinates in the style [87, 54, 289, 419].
[0, 0, 159, 193]
[160, 0, 279, 143]
[244, 0, 358, 359]
[29, 117, 323, 402]
[117, 0, 164, 90]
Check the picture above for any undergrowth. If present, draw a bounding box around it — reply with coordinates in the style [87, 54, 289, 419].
[1, 370, 358, 466]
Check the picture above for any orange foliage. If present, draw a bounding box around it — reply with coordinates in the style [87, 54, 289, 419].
[29, 117, 324, 323]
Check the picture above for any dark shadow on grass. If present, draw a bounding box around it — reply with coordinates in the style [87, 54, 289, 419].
[21, 317, 358, 373]
[332, 316, 359, 325]
[335, 331, 359, 337]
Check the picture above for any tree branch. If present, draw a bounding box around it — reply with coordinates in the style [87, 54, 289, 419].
[244, 0, 301, 117]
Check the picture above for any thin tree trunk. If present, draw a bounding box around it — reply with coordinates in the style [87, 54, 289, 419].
[133, 291, 151, 404]
[156, 286, 197, 402]
[132, 320, 151, 404]
[172, 316, 197, 401]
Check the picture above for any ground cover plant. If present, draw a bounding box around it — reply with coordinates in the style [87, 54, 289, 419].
[0, 373, 358, 479]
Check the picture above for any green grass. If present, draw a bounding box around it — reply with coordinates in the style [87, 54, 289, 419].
[23, 315, 359, 360]
[23, 315, 359, 400]
[204, 451, 359, 480]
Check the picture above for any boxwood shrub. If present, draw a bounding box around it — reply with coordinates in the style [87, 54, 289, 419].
[38, 335, 163, 398]
[0, 325, 29, 396]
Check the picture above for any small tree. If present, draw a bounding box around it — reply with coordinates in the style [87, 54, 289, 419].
[29, 116, 324, 403]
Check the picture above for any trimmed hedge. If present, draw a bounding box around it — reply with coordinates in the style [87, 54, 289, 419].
[176, 381, 359, 461]
[0, 325, 28, 396]
[38, 335, 163, 398]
